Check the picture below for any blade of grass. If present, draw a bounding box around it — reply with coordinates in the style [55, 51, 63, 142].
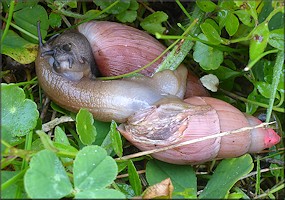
[266, 50, 284, 122]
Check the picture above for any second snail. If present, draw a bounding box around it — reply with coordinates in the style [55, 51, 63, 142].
[36, 21, 280, 165]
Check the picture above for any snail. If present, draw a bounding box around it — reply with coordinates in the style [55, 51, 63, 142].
[35, 21, 280, 164]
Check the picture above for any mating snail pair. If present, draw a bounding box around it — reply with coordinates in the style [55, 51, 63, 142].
[36, 21, 280, 165]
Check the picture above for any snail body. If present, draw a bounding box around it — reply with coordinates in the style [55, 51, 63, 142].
[36, 23, 187, 122]
[36, 21, 280, 164]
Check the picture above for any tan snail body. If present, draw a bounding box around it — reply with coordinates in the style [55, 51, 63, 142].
[36, 21, 280, 165]
[36, 24, 188, 122]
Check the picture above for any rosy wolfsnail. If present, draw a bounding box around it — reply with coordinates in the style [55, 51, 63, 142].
[35, 21, 280, 164]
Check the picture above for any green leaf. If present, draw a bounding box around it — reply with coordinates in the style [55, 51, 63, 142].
[208, 66, 241, 80]
[140, 11, 168, 35]
[116, 10, 137, 23]
[36, 130, 58, 152]
[129, 0, 139, 10]
[217, 9, 230, 29]
[1, 84, 39, 138]
[193, 34, 223, 70]
[1, 30, 38, 64]
[196, 0, 217, 12]
[146, 160, 197, 198]
[225, 12, 239, 36]
[246, 89, 261, 115]
[54, 126, 70, 145]
[49, 12, 62, 28]
[1, 171, 21, 199]
[109, 120, 123, 157]
[3, 0, 38, 12]
[199, 154, 254, 199]
[115, 0, 138, 23]
[13, 4, 49, 43]
[117, 183, 136, 198]
[200, 22, 223, 45]
[255, 81, 272, 99]
[76, 108, 97, 145]
[268, 28, 284, 50]
[73, 145, 117, 190]
[128, 160, 142, 196]
[204, 18, 221, 35]
[234, 10, 254, 27]
[24, 150, 73, 199]
[249, 21, 270, 61]
[93, 0, 130, 14]
[66, 0, 77, 8]
[93, 120, 111, 146]
[75, 188, 125, 199]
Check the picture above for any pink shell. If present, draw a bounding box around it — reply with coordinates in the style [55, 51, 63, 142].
[78, 21, 166, 77]
[119, 97, 280, 165]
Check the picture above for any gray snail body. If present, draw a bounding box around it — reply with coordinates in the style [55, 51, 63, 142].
[36, 21, 280, 165]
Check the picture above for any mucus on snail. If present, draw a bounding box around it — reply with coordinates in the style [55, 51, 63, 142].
[35, 21, 280, 165]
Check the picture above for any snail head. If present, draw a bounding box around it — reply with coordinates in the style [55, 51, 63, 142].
[37, 22, 97, 81]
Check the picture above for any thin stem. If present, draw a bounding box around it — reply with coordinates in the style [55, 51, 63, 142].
[156, 34, 244, 53]
[1, 168, 28, 191]
[244, 49, 279, 71]
[265, 6, 284, 23]
[219, 88, 285, 113]
[175, 0, 192, 20]
[1, 0, 15, 43]
[0, 16, 40, 42]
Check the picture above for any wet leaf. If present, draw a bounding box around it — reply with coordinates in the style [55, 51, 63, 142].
[199, 154, 254, 199]
[1, 84, 39, 138]
[200, 22, 223, 45]
[24, 150, 73, 199]
[73, 145, 117, 190]
[76, 108, 97, 145]
[128, 160, 142, 196]
[249, 21, 269, 61]
[109, 120, 123, 157]
[268, 28, 284, 50]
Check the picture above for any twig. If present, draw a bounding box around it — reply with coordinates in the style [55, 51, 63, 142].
[42, 116, 74, 132]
